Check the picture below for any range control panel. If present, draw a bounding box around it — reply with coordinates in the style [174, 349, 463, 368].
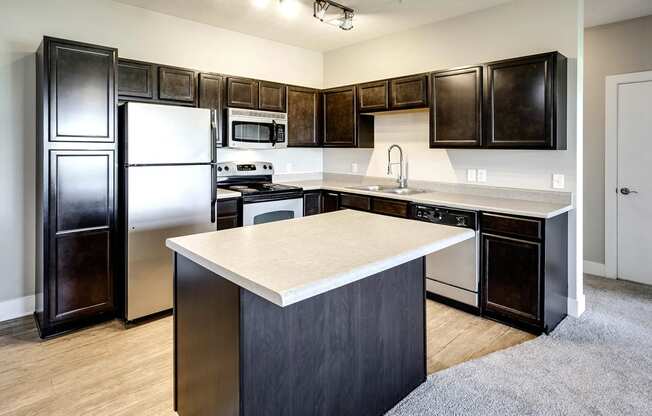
[215, 161, 274, 177]
[411, 204, 478, 230]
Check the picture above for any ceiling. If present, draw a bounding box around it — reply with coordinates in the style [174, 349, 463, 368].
[112, 0, 513, 52]
[113, 0, 652, 51]
[585, 0, 652, 27]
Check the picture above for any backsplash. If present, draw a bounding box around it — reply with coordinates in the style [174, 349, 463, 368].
[217, 148, 323, 174]
[322, 111, 576, 192]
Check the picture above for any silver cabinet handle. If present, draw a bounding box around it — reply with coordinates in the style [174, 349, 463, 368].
[620, 187, 638, 195]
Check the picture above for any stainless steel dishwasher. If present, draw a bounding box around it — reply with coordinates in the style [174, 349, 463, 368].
[411, 204, 479, 309]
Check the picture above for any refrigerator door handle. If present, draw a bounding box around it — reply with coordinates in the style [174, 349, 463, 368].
[210, 109, 217, 224]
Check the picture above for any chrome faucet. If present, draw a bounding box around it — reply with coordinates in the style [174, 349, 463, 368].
[387, 144, 408, 188]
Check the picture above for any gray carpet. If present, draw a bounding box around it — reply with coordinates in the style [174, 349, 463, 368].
[387, 276, 652, 415]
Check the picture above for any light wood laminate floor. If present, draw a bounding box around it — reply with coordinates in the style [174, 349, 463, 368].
[0, 301, 535, 415]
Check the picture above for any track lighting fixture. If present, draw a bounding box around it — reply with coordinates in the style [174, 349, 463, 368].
[313, 0, 355, 31]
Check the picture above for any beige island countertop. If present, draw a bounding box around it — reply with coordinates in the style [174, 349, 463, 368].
[166, 210, 474, 307]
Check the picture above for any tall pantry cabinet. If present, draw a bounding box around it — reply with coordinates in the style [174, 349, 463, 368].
[35, 37, 118, 338]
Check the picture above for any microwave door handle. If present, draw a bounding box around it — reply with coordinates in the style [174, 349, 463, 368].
[271, 120, 277, 147]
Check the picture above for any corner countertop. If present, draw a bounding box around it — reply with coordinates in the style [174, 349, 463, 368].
[281, 179, 573, 219]
[166, 210, 474, 307]
[217, 188, 242, 200]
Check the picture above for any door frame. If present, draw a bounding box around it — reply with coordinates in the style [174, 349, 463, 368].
[604, 70, 652, 278]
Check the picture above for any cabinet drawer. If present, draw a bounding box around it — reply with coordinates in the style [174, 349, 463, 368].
[481, 213, 542, 240]
[372, 198, 409, 218]
[340, 193, 371, 211]
[217, 199, 239, 216]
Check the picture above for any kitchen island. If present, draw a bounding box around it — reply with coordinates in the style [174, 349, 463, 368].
[166, 210, 475, 416]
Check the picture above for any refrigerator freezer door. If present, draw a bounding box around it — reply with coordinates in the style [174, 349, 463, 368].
[126, 102, 212, 165]
[127, 164, 215, 321]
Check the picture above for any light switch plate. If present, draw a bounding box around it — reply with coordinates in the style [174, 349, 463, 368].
[552, 174, 565, 189]
[351, 163, 359, 174]
[477, 169, 487, 183]
[467, 169, 477, 182]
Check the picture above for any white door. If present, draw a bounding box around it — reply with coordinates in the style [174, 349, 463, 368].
[616, 77, 652, 285]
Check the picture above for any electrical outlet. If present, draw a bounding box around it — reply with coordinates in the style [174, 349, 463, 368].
[285, 162, 293, 173]
[351, 163, 359, 174]
[552, 174, 565, 189]
[467, 169, 477, 182]
[477, 169, 487, 183]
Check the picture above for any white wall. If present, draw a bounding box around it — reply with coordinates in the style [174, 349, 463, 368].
[323, 0, 584, 315]
[583, 15, 652, 265]
[0, 0, 323, 308]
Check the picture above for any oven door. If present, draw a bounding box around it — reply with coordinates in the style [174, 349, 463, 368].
[229, 120, 287, 149]
[243, 198, 303, 226]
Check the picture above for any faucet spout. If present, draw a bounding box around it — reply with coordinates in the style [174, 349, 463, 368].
[387, 144, 407, 188]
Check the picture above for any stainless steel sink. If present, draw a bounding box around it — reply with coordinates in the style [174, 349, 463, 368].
[381, 188, 427, 195]
[347, 185, 391, 192]
[346, 185, 427, 196]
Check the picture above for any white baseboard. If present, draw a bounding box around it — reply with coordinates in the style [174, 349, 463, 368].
[583, 260, 606, 277]
[567, 293, 586, 318]
[0, 295, 35, 322]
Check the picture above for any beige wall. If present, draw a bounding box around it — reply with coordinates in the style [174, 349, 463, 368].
[583, 15, 652, 264]
[323, 0, 584, 313]
[0, 0, 323, 304]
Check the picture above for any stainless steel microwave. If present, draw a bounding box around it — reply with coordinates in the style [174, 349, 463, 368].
[226, 108, 287, 149]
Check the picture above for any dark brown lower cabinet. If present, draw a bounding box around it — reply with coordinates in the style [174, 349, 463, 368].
[481, 212, 568, 334]
[303, 191, 321, 216]
[321, 191, 340, 213]
[216, 198, 241, 230]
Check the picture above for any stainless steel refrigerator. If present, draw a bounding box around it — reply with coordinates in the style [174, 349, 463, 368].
[120, 102, 217, 321]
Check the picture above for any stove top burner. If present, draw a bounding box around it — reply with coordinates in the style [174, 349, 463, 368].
[220, 182, 302, 196]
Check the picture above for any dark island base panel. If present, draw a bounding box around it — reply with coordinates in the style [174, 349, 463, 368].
[174, 254, 426, 416]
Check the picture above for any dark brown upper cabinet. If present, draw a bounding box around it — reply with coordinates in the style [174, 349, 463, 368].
[118, 59, 154, 100]
[430, 67, 483, 148]
[390, 74, 428, 110]
[198, 73, 223, 146]
[322, 86, 357, 147]
[48, 40, 117, 142]
[158, 66, 197, 104]
[226, 77, 259, 109]
[358, 80, 389, 112]
[259, 81, 286, 112]
[287, 86, 321, 147]
[484, 52, 567, 150]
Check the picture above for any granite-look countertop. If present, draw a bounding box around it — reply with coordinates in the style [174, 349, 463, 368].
[217, 188, 242, 200]
[166, 210, 474, 307]
[280, 178, 573, 219]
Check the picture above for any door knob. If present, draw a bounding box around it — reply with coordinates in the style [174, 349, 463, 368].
[620, 187, 638, 195]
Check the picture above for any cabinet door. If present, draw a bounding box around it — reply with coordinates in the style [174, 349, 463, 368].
[390, 75, 428, 110]
[323, 86, 356, 147]
[485, 53, 555, 149]
[259, 81, 286, 112]
[287, 86, 320, 147]
[430, 67, 482, 148]
[482, 233, 541, 324]
[48, 40, 116, 142]
[227, 77, 259, 109]
[198, 73, 222, 146]
[358, 80, 389, 112]
[321, 192, 340, 213]
[159, 66, 196, 104]
[303, 192, 321, 216]
[49, 150, 115, 322]
[118, 59, 154, 99]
